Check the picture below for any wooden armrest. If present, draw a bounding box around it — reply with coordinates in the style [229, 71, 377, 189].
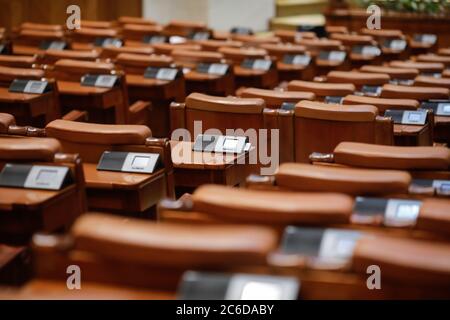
[61, 110, 88, 122]
[245, 174, 276, 190]
[170, 102, 186, 135]
[0, 113, 15, 133]
[375, 115, 394, 145]
[129, 100, 151, 114]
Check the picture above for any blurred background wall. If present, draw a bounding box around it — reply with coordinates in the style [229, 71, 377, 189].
[0, 0, 335, 33]
[142, 0, 275, 31]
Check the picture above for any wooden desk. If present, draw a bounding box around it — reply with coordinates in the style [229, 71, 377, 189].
[184, 70, 234, 96]
[233, 66, 278, 89]
[57, 81, 124, 124]
[0, 280, 174, 300]
[434, 116, 450, 144]
[0, 87, 56, 127]
[125, 74, 185, 137]
[393, 123, 432, 146]
[0, 245, 30, 286]
[170, 141, 254, 194]
[0, 185, 79, 244]
[82, 163, 167, 217]
[277, 62, 315, 82]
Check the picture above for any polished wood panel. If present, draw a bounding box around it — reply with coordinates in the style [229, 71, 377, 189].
[0, 0, 142, 33]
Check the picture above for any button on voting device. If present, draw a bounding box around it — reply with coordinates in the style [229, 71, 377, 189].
[8, 79, 50, 94]
[324, 96, 344, 104]
[192, 134, 249, 154]
[432, 180, 450, 194]
[230, 27, 253, 35]
[0, 164, 71, 190]
[281, 226, 361, 264]
[438, 103, 450, 116]
[281, 102, 296, 110]
[189, 31, 210, 40]
[318, 229, 362, 262]
[169, 36, 187, 44]
[39, 40, 67, 50]
[319, 51, 346, 62]
[197, 63, 229, 76]
[81, 74, 119, 88]
[283, 54, 311, 66]
[97, 151, 161, 174]
[390, 79, 414, 86]
[143, 35, 167, 44]
[352, 45, 381, 56]
[383, 39, 407, 51]
[361, 85, 382, 97]
[402, 110, 427, 125]
[241, 59, 272, 71]
[144, 67, 180, 81]
[226, 274, 299, 300]
[94, 37, 123, 48]
[414, 34, 437, 45]
[384, 199, 421, 227]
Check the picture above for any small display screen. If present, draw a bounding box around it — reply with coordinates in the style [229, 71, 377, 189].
[240, 282, 283, 300]
[253, 59, 272, 71]
[387, 39, 406, 50]
[362, 86, 381, 94]
[144, 35, 166, 44]
[324, 96, 343, 104]
[208, 64, 228, 75]
[23, 81, 48, 94]
[361, 46, 381, 56]
[292, 55, 310, 65]
[94, 75, 118, 88]
[443, 105, 450, 113]
[336, 239, 356, 257]
[157, 68, 178, 81]
[222, 139, 239, 150]
[36, 169, 58, 184]
[415, 34, 436, 44]
[440, 183, 450, 192]
[192, 32, 210, 40]
[408, 113, 422, 122]
[328, 51, 346, 62]
[201, 135, 216, 149]
[396, 204, 420, 220]
[131, 156, 149, 169]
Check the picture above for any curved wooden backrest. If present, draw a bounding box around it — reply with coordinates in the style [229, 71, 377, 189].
[238, 87, 315, 108]
[294, 101, 389, 162]
[342, 95, 419, 114]
[46, 119, 152, 162]
[288, 80, 355, 98]
[116, 53, 173, 74]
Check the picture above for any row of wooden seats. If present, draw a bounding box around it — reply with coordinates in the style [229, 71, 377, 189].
[0, 60, 449, 145]
[0, 112, 449, 239]
[0, 77, 448, 185]
[1, 22, 448, 132]
[0, 20, 449, 299]
[2, 21, 437, 79]
[0, 132, 448, 298]
[1, 197, 449, 299]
